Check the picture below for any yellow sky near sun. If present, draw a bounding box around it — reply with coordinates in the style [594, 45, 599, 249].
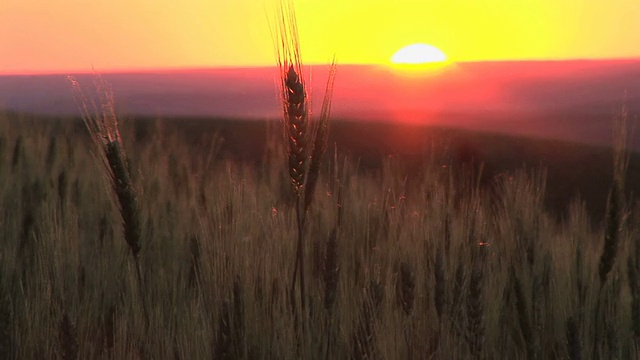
[1, 0, 639, 74]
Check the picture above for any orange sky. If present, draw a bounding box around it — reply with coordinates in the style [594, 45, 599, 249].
[1, 0, 639, 74]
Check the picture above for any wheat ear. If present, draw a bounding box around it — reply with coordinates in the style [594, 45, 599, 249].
[275, 0, 308, 197]
[69, 76, 142, 257]
[593, 102, 630, 359]
[304, 59, 337, 212]
[599, 103, 630, 285]
[68, 76, 148, 327]
[276, 0, 339, 323]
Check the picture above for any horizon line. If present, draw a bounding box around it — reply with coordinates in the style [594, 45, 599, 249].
[2, 56, 640, 77]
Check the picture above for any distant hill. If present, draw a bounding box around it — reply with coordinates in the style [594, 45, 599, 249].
[126, 116, 640, 222]
[1, 60, 640, 148]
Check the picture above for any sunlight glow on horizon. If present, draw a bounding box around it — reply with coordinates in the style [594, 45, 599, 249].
[391, 44, 447, 64]
[389, 44, 451, 75]
[1, 0, 640, 74]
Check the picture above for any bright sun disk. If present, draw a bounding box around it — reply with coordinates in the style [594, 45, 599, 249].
[391, 44, 447, 64]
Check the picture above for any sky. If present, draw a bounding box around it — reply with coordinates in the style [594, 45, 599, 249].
[1, 0, 640, 74]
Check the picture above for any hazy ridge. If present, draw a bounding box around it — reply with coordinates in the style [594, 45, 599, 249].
[1, 60, 640, 147]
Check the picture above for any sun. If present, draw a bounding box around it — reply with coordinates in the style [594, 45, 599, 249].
[391, 44, 447, 64]
[390, 44, 449, 72]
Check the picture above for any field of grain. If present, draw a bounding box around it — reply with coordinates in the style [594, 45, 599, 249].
[0, 105, 638, 359]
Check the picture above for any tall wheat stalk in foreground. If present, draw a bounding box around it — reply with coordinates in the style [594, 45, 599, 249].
[68, 76, 149, 328]
[274, 0, 337, 320]
[592, 103, 630, 358]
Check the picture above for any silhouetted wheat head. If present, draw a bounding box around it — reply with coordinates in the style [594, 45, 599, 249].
[275, 0, 308, 197]
[275, 0, 336, 205]
[68, 76, 148, 327]
[593, 103, 631, 359]
[304, 59, 336, 212]
[69, 77, 142, 257]
[68, 76, 142, 258]
[599, 103, 630, 286]
[274, 0, 337, 323]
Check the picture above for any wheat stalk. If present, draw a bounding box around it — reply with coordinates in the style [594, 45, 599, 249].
[275, 0, 308, 197]
[274, 0, 337, 325]
[68, 76, 148, 328]
[593, 104, 630, 358]
[274, 1, 310, 323]
[599, 102, 630, 285]
[69, 76, 142, 258]
[304, 59, 337, 212]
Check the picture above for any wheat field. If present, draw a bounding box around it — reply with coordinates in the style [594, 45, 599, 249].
[0, 4, 638, 358]
[0, 106, 638, 359]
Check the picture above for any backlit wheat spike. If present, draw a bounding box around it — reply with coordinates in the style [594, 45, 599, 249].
[69, 75, 148, 327]
[283, 66, 308, 194]
[304, 59, 337, 212]
[598, 103, 630, 286]
[274, 0, 337, 325]
[69, 76, 120, 145]
[105, 140, 142, 257]
[69, 76, 141, 257]
[276, 1, 308, 316]
[276, 0, 308, 196]
[592, 103, 630, 359]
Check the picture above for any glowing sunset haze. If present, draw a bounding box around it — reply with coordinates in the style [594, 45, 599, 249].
[2, 0, 640, 149]
[1, 0, 640, 74]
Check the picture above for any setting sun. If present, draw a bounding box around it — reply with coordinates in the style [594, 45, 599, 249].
[2, 1, 640, 73]
[391, 44, 447, 64]
[390, 43, 450, 73]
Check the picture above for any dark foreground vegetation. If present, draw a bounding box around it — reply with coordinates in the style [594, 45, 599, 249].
[1, 111, 640, 359]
